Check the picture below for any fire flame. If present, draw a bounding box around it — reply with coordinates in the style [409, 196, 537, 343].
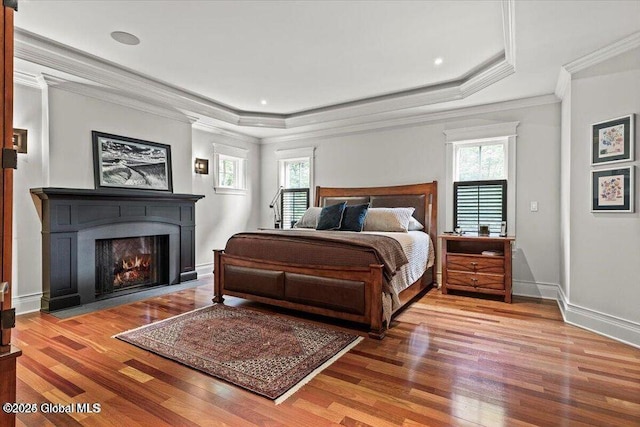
[114, 254, 152, 287]
[122, 255, 150, 270]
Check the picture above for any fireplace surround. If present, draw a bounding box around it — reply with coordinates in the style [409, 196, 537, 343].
[31, 187, 204, 311]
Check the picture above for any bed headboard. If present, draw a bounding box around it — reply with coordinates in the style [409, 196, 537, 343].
[315, 182, 438, 245]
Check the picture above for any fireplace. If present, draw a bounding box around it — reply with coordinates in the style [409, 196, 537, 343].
[95, 235, 169, 298]
[30, 187, 204, 311]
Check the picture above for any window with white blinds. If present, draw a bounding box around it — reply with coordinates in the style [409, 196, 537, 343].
[281, 188, 309, 229]
[454, 180, 506, 234]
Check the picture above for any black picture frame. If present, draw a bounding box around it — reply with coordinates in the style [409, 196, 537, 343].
[591, 166, 634, 213]
[92, 131, 173, 192]
[591, 114, 634, 165]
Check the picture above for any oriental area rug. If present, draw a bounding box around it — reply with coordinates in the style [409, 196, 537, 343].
[115, 304, 363, 404]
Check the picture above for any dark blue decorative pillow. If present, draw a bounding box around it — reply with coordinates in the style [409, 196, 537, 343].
[339, 203, 370, 232]
[316, 202, 346, 230]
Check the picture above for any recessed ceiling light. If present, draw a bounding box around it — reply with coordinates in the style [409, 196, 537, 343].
[260, 99, 268, 105]
[111, 31, 140, 46]
[434, 57, 443, 66]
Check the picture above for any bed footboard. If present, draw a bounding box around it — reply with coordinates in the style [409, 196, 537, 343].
[213, 249, 385, 339]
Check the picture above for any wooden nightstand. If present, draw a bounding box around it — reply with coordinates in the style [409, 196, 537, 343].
[440, 234, 515, 303]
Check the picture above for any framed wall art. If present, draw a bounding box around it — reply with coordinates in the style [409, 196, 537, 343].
[591, 166, 634, 213]
[591, 114, 634, 165]
[92, 131, 173, 192]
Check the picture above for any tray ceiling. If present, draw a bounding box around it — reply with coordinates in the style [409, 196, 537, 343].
[12, 0, 640, 139]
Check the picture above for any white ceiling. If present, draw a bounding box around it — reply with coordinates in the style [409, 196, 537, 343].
[13, 0, 640, 139]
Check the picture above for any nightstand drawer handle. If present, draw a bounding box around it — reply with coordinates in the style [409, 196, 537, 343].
[469, 262, 478, 270]
[470, 278, 478, 287]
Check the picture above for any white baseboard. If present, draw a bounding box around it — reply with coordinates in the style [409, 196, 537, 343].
[13, 292, 42, 315]
[512, 280, 559, 300]
[509, 280, 640, 349]
[196, 262, 214, 278]
[557, 288, 640, 349]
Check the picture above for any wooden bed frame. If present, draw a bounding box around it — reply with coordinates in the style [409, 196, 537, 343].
[213, 181, 437, 339]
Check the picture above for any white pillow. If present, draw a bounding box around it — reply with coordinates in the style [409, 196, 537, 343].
[363, 207, 415, 232]
[408, 216, 424, 231]
[293, 207, 322, 228]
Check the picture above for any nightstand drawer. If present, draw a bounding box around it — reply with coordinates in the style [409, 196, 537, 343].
[447, 254, 504, 274]
[446, 271, 505, 290]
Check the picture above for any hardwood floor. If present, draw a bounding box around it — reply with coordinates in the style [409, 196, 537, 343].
[12, 280, 640, 426]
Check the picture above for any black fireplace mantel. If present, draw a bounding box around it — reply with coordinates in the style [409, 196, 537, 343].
[31, 187, 205, 311]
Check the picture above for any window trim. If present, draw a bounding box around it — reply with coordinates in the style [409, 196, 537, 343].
[275, 146, 315, 198]
[444, 122, 518, 234]
[213, 143, 248, 195]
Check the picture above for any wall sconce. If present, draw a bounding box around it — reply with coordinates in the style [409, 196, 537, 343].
[194, 158, 209, 174]
[12, 128, 27, 154]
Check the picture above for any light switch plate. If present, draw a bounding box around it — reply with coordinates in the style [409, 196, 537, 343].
[530, 201, 538, 212]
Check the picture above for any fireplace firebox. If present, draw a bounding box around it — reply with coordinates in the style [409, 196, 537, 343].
[95, 235, 169, 297]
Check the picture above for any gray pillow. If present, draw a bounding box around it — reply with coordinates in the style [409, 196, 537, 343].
[294, 207, 322, 228]
[363, 207, 415, 232]
[408, 216, 424, 231]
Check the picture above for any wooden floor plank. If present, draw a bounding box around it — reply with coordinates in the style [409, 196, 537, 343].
[10, 281, 640, 426]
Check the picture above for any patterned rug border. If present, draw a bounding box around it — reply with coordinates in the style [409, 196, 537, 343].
[111, 305, 213, 338]
[113, 304, 363, 404]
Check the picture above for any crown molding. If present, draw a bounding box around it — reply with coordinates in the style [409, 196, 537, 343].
[285, 84, 463, 128]
[15, 28, 241, 124]
[262, 94, 557, 144]
[193, 121, 260, 144]
[14, 2, 517, 131]
[38, 73, 199, 124]
[555, 31, 640, 100]
[501, 0, 516, 66]
[554, 67, 571, 100]
[564, 31, 640, 74]
[13, 70, 42, 89]
[459, 57, 514, 98]
[238, 115, 286, 129]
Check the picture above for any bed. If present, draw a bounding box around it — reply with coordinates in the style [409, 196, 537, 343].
[213, 181, 437, 339]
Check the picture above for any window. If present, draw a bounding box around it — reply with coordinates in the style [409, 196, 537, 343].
[444, 122, 518, 234]
[276, 147, 314, 228]
[453, 139, 507, 235]
[282, 158, 310, 189]
[217, 155, 243, 188]
[455, 141, 506, 181]
[213, 144, 248, 194]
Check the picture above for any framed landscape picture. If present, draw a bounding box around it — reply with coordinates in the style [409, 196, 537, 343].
[92, 131, 173, 192]
[591, 114, 634, 165]
[591, 166, 634, 213]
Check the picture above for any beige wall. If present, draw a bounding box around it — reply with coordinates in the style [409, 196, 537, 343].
[569, 51, 640, 324]
[191, 128, 261, 274]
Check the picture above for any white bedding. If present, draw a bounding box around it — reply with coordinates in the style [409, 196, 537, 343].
[361, 230, 434, 322]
